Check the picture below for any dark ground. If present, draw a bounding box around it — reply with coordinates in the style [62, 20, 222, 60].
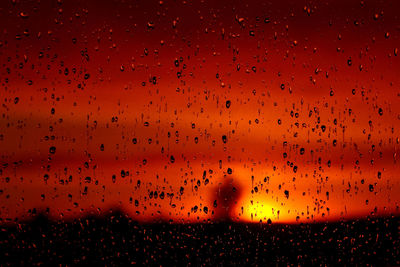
[0, 212, 399, 266]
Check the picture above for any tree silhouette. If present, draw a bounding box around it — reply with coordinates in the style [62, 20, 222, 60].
[212, 177, 242, 222]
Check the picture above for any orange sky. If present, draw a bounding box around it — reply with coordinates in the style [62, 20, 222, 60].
[0, 0, 399, 224]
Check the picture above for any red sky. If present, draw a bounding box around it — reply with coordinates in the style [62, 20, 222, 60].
[0, 0, 399, 223]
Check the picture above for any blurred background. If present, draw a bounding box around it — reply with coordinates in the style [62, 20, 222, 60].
[0, 0, 399, 224]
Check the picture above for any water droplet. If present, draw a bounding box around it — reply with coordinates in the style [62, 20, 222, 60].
[49, 146, 56, 154]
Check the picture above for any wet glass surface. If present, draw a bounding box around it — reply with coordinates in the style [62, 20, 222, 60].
[0, 0, 399, 265]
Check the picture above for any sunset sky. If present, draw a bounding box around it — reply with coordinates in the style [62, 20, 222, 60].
[0, 0, 399, 224]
